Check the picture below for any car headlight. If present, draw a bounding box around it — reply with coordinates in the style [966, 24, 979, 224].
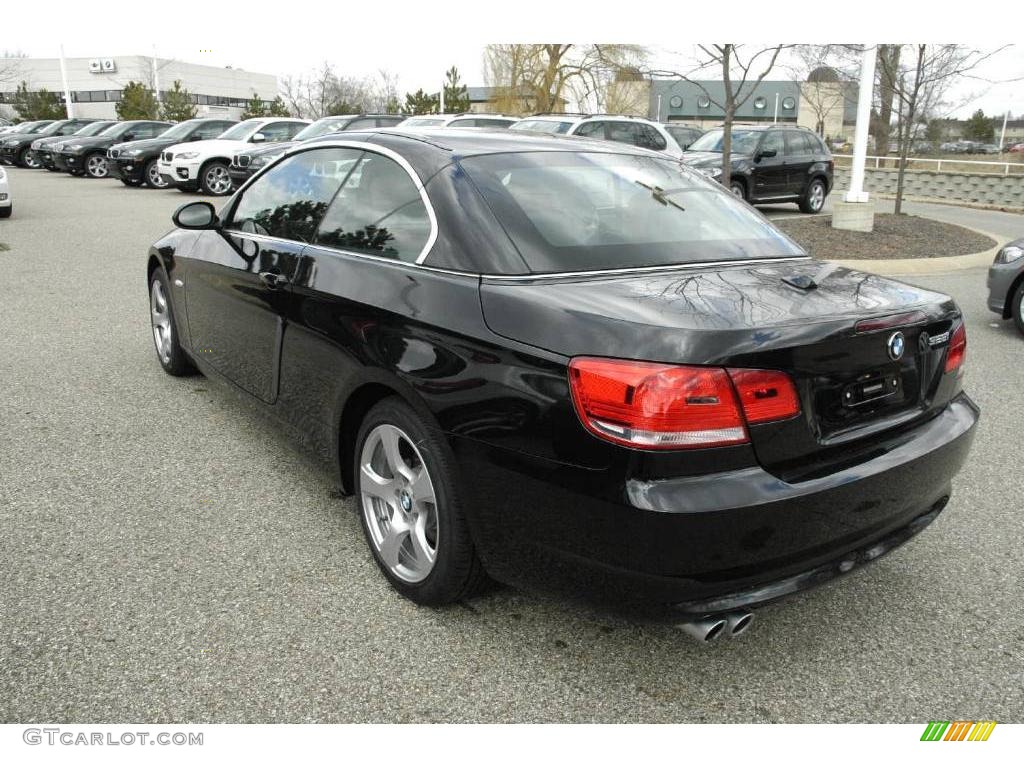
[177, 152, 200, 160]
[67, 144, 83, 151]
[4, 139, 17, 147]
[698, 166, 723, 178]
[995, 245, 1024, 264]
[125, 148, 143, 156]
[251, 153, 282, 169]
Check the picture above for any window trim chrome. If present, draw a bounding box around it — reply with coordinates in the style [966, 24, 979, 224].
[229, 139, 439, 265]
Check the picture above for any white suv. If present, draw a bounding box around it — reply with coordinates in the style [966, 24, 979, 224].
[0, 165, 10, 218]
[510, 114, 685, 158]
[158, 117, 310, 195]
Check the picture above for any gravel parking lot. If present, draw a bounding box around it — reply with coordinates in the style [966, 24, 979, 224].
[1, 168, 1022, 723]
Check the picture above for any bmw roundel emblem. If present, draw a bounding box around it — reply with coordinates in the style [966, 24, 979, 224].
[887, 331, 905, 361]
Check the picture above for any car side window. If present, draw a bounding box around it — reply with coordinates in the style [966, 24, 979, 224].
[574, 121, 606, 139]
[447, 118, 476, 127]
[257, 122, 298, 142]
[605, 122, 637, 146]
[196, 122, 231, 139]
[132, 123, 163, 139]
[347, 118, 379, 130]
[785, 132, 810, 156]
[636, 124, 667, 151]
[315, 151, 432, 263]
[227, 148, 359, 242]
[760, 131, 785, 156]
[376, 116, 405, 127]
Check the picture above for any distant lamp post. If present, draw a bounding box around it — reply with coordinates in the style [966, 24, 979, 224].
[833, 44, 877, 232]
[773, 93, 779, 124]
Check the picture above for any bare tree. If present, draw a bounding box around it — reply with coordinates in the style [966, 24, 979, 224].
[789, 46, 852, 137]
[647, 44, 791, 187]
[280, 63, 377, 118]
[878, 44, 1007, 213]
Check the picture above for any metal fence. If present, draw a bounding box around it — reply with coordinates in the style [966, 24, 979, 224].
[833, 154, 1024, 176]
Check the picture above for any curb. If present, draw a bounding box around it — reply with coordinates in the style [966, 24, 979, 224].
[825, 224, 1008, 277]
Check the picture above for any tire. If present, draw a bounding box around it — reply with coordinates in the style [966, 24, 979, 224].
[144, 159, 169, 189]
[84, 152, 109, 179]
[729, 179, 747, 201]
[0, 205, 10, 219]
[1012, 282, 1024, 337]
[199, 161, 233, 195]
[354, 397, 488, 606]
[799, 177, 827, 213]
[19, 148, 40, 169]
[149, 270, 195, 376]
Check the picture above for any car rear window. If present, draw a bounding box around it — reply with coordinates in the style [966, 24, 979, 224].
[510, 119, 575, 134]
[460, 151, 804, 273]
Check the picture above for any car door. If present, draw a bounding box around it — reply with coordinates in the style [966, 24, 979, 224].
[784, 131, 815, 196]
[182, 148, 348, 403]
[751, 130, 786, 200]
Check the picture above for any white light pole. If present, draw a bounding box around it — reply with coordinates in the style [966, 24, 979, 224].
[59, 44, 74, 118]
[999, 107, 1010, 151]
[845, 44, 876, 204]
[773, 93, 779, 124]
[439, 80, 445, 114]
[152, 44, 161, 112]
[656, 93, 662, 122]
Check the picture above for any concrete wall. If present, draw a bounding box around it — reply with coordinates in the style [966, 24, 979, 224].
[834, 167, 1024, 208]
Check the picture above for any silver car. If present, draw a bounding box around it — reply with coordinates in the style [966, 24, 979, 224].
[987, 239, 1024, 334]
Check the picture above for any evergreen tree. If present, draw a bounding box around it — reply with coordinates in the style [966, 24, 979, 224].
[442, 66, 470, 113]
[160, 80, 197, 122]
[963, 109, 995, 142]
[241, 93, 267, 120]
[116, 81, 159, 120]
[267, 96, 290, 117]
[403, 88, 439, 116]
[13, 82, 65, 120]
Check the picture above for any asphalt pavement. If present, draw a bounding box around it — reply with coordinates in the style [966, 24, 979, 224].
[1, 169, 1022, 723]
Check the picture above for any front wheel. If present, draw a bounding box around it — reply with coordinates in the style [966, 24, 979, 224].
[19, 149, 40, 169]
[145, 159, 169, 188]
[799, 178, 827, 213]
[150, 271, 195, 376]
[0, 205, 10, 219]
[354, 398, 488, 605]
[729, 179, 747, 200]
[1012, 282, 1024, 337]
[199, 161, 233, 195]
[84, 152, 109, 179]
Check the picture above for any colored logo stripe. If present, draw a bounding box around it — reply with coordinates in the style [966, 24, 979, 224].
[921, 720, 996, 741]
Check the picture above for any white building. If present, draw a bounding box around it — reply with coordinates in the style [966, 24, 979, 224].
[0, 55, 279, 121]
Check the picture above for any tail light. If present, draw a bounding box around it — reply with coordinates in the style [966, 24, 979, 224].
[568, 357, 799, 450]
[945, 322, 966, 373]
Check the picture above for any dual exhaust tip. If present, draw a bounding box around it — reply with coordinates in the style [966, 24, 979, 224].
[677, 611, 753, 643]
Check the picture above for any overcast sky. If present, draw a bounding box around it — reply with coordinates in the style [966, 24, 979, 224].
[7, 5, 1023, 120]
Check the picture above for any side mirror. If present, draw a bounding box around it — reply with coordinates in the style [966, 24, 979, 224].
[756, 149, 777, 161]
[173, 201, 219, 230]
[250, 132, 266, 143]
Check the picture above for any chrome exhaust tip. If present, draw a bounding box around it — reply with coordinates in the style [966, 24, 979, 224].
[724, 610, 754, 637]
[677, 616, 729, 643]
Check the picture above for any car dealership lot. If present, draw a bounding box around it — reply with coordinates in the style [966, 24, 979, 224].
[1, 168, 1022, 723]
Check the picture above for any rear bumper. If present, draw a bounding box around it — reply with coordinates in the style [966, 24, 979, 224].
[453, 394, 978, 613]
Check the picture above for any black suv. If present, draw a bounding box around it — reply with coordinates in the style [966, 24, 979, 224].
[108, 118, 236, 188]
[228, 114, 405, 185]
[1, 118, 99, 168]
[683, 125, 834, 213]
[35, 121, 118, 170]
[0, 120, 56, 166]
[56, 120, 171, 178]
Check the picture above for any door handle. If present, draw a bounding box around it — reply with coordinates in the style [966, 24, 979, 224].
[259, 271, 289, 289]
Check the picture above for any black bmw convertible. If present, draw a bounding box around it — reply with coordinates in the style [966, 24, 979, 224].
[147, 129, 977, 639]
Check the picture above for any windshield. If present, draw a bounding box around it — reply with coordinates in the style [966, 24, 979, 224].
[74, 122, 113, 137]
[294, 117, 354, 141]
[217, 119, 264, 141]
[21, 121, 52, 134]
[158, 120, 205, 141]
[510, 119, 574, 135]
[38, 121, 70, 137]
[401, 118, 445, 127]
[460, 151, 803, 273]
[686, 129, 762, 154]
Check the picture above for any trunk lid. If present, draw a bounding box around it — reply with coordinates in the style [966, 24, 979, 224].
[480, 260, 963, 477]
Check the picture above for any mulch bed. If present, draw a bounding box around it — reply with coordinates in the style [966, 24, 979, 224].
[774, 214, 995, 260]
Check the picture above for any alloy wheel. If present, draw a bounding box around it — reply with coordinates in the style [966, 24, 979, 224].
[86, 155, 108, 178]
[730, 182, 745, 199]
[150, 279, 173, 364]
[23, 151, 41, 169]
[148, 162, 168, 188]
[204, 165, 232, 195]
[808, 181, 825, 211]
[360, 423, 439, 584]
